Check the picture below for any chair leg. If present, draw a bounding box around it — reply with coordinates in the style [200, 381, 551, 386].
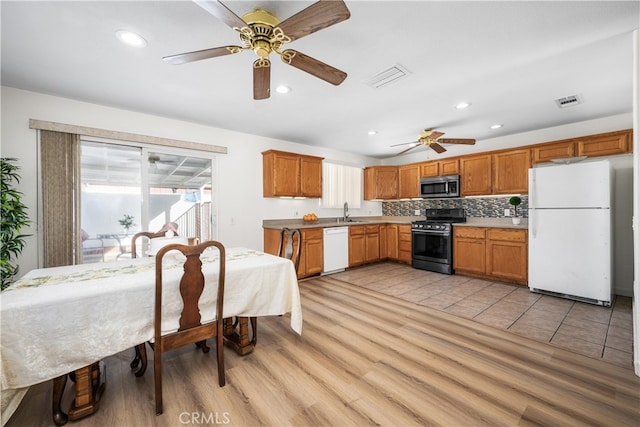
[134, 343, 147, 377]
[195, 339, 210, 353]
[216, 333, 225, 387]
[130, 346, 141, 370]
[154, 350, 163, 415]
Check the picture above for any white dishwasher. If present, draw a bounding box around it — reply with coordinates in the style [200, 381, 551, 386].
[323, 227, 349, 274]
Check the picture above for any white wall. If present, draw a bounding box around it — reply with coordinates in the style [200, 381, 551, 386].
[0, 86, 382, 277]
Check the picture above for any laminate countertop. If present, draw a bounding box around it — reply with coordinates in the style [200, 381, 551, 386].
[263, 216, 528, 230]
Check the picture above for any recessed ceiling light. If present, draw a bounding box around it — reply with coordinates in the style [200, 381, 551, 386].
[276, 85, 291, 94]
[367, 130, 378, 135]
[455, 102, 471, 109]
[490, 124, 503, 129]
[115, 30, 147, 48]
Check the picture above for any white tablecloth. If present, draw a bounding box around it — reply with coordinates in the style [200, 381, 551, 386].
[0, 248, 301, 420]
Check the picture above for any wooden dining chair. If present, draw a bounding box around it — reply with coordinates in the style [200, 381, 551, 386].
[149, 240, 226, 415]
[129, 231, 172, 376]
[244, 227, 301, 347]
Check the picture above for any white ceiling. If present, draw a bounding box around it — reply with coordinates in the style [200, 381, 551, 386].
[2, 1, 638, 159]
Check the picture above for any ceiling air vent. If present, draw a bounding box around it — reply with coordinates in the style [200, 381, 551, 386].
[364, 64, 410, 89]
[555, 94, 583, 108]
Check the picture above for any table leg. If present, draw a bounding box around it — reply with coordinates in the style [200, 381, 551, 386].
[67, 362, 106, 421]
[223, 317, 255, 355]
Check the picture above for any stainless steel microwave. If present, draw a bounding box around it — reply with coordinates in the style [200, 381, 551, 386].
[420, 175, 460, 198]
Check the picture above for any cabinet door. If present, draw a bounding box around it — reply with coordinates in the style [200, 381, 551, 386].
[486, 240, 526, 283]
[492, 149, 530, 194]
[486, 229, 527, 284]
[349, 226, 366, 266]
[385, 224, 399, 260]
[365, 225, 380, 262]
[304, 238, 324, 276]
[460, 154, 492, 196]
[532, 140, 575, 164]
[439, 159, 459, 176]
[453, 227, 486, 274]
[398, 165, 420, 198]
[266, 152, 299, 197]
[577, 130, 631, 157]
[300, 156, 322, 197]
[364, 167, 398, 200]
[398, 225, 412, 264]
[420, 162, 439, 177]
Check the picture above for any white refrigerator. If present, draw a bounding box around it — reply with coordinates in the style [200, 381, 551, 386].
[528, 160, 612, 306]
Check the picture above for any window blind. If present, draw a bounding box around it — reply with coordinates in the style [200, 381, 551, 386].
[321, 162, 362, 209]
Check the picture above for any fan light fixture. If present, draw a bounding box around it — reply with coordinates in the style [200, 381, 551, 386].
[115, 30, 147, 48]
[276, 85, 291, 94]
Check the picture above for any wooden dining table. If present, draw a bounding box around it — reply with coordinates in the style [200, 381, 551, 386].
[0, 247, 302, 425]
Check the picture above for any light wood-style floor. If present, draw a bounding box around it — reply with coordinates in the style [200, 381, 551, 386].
[6, 274, 639, 426]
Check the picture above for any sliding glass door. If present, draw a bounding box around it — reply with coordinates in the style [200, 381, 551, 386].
[80, 140, 214, 263]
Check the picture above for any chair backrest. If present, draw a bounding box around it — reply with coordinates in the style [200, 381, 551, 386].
[154, 241, 226, 345]
[277, 228, 301, 271]
[131, 231, 175, 258]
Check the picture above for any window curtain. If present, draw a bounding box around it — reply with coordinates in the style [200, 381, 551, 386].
[40, 130, 81, 267]
[321, 162, 362, 208]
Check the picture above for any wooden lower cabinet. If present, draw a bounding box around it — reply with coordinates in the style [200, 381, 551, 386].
[349, 225, 366, 267]
[365, 225, 380, 263]
[398, 224, 412, 264]
[301, 228, 324, 277]
[453, 226, 528, 285]
[453, 227, 486, 275]
[381, 224, 399, 260]
[263, 227, 323, 279]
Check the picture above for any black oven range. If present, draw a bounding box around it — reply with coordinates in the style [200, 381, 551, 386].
[411, 208, 466, 274]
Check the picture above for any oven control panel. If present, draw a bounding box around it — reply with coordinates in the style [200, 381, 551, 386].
[412, 222, 451, 232]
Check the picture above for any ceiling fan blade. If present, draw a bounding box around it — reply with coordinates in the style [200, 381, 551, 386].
[390, 140, 419, 147]
[397, 144, 421, 155]
[427, 131, 445, 140]
[163, 46, 243, 65]
[281, 49, 346, 85]
[429, 142, 447, 154]
[192, 0, 247, 29]
[438, 138, 476, 145]
[277, 0, 351, 42]
[253, 59, 271, 100]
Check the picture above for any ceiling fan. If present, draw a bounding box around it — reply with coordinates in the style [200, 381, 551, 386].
[163, 0, 351, 100]
[391, 129, 476, 155]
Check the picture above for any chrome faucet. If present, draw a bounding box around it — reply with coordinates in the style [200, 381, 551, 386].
[343, 201, 350, 222]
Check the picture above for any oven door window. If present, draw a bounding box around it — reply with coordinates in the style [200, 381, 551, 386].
[412, 231, 451, 263]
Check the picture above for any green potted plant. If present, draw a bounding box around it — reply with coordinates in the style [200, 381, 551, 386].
[508, 196, 522, 225]
[118, 214, 135, 233]
[1, 158, 31, 290]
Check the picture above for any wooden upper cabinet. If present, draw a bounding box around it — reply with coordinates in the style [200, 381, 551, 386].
[420, 158, 459, 178]
[364, 166, 398, 200]
[262, 150, 323, 198]
[492, 149, 531, 194]
[439, 158, 460, 176]
[460, 154, 492, 196]
[299, 155, 323, 197]
[420, 162, 439, 177]
[577, 130, 631, 157]
[532, 140, 575, 164]
[398, 164, 420, 198]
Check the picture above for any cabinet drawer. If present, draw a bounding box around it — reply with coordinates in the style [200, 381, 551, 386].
[453, 227, 485, 239]
[365, 224, 379, 234]
[487, 228, 527, 242]
[302, 228, 323, 240]
[349, 225, 365, 235]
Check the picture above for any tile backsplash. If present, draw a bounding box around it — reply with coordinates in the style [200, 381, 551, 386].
[383, 196, 529, 218]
